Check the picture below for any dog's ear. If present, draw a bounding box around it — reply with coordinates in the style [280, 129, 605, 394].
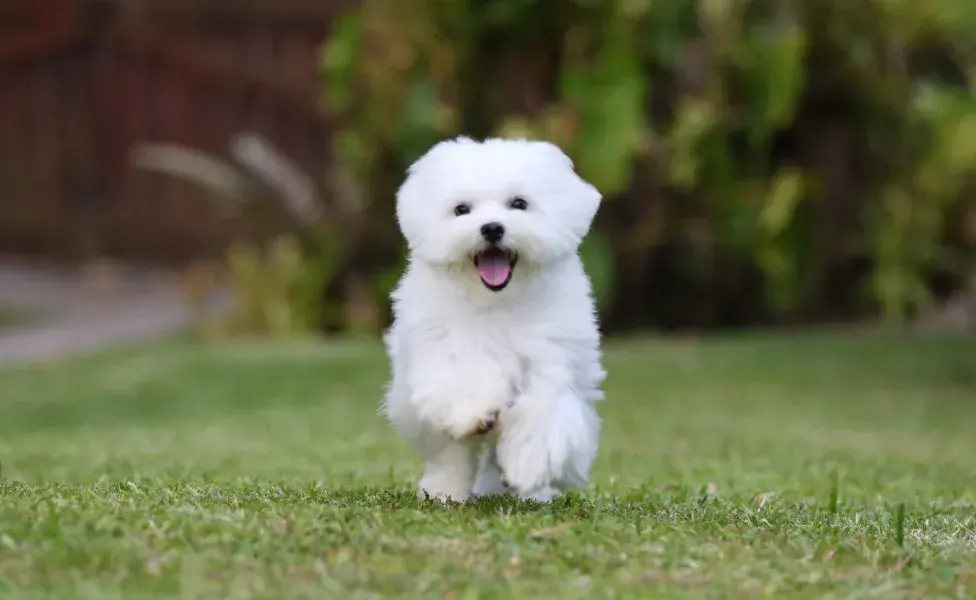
[529, 140, 577, 172]
[531, 141, 603, 233]
[568, 175, 603, 237]
[396, 136, 480, 246]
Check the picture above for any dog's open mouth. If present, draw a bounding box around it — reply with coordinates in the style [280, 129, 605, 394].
[474, 247, 517, 291]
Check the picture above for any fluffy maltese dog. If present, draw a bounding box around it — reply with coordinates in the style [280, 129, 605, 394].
[381, 136, 605, 503]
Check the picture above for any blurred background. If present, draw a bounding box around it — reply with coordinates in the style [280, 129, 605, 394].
[1, 0, 974, 362]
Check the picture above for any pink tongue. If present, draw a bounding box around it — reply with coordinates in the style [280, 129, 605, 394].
[476, 255, 512, 286]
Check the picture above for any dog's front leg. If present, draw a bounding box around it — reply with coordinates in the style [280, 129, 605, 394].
[417, 438, 478, 502]
[496, 363, 600, 502]
[406, 355, 510, 443]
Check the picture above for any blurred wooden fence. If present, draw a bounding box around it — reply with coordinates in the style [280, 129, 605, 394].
[0, 0, 354, 264]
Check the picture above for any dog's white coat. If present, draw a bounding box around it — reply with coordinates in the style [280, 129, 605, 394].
[382, 136, 605, 502]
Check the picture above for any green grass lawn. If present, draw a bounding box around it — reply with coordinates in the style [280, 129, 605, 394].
[1, 333, 975, 598]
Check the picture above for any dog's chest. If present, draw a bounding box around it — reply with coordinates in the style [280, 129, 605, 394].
[437, 315, 530, 381]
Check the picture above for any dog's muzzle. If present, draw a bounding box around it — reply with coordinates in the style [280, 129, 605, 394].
[474, 246, 517, 291]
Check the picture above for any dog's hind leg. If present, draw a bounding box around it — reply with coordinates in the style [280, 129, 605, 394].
[471, 444, 511, 498]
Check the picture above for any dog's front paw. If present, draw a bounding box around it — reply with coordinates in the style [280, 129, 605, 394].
[418, 455, 474, 503]
[418, 479, 471, 503]
[449, 408, 500, 441]
[411, 380, 509, 442]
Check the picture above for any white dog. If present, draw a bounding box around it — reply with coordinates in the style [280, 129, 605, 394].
[381, 136, 605, 503]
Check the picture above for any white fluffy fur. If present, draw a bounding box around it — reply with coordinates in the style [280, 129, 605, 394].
[381, 136, 605, 503]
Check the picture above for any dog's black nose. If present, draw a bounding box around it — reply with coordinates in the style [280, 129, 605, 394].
[480, 222, 505, 243]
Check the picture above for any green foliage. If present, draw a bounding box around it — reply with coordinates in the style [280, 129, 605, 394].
[206, 233, 339, 340]
[321, 0, 976, 329]
[561, 20, 647, 194]
[871, 85, 976, 320]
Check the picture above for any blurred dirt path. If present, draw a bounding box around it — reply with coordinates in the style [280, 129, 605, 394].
[0, 259, 229, 365]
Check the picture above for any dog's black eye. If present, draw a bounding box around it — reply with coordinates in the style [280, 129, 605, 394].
[509, 196, 528, 210]
[453, 203, 471, 217]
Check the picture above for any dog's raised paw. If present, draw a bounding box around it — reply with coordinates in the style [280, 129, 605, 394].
[474, 409, 500, 435]
[447, 407, 503, 441]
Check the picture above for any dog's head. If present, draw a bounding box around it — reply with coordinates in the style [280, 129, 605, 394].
[395, 136, 602, 292]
